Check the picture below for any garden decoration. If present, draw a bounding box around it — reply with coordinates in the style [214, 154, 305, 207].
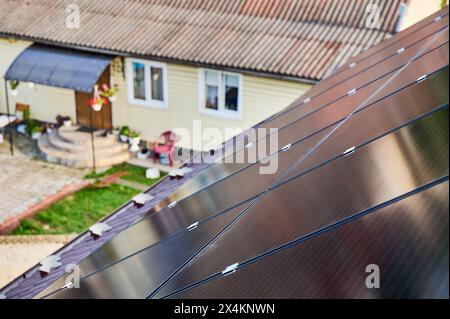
[89, 85, 106, 111]
[9, 80, 19, 96]
[100, 83, 119, 102]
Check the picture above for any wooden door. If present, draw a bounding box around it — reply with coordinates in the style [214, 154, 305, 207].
[75, 66, 112, 129]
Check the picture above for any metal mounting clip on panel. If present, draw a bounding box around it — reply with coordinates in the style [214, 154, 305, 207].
[244, 142, 253, 149]
[281, 144, 292, 152]
[343, 146, 356, 156]
[222, 263, 239, 276]
[62, 280, 74, 290]
[168, 201, 177, 208]
[349, 62, 356, 68]
[347, 88, 357, 96]
[397, 47, 405, 54]
[303, 98, 311, 104]
[187, 221, 199, 231]
[416, 74, 427, 83]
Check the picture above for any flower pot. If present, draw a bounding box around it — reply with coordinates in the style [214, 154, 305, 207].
[119, 134, 128, 143]
[129, 137, 141, 146]
[137, 150, 149, 160]
[31, 132, 42, 140]
[92, 103, 102, 112]
[108, 95, 117, 103]
[129, 144, 140, 152]
[63, 120, 72, 127]
[10, 89, 18, 96]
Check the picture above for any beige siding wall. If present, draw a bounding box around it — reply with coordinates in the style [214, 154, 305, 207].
[1, 38, 311, 151]
[0, 39, 76, 122]
[112, 62, 310, 150]
[400, 0, 447, 31]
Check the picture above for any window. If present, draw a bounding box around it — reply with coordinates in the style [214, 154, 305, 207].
[199, 69, 242, 119]
[126, 58, 168, 108]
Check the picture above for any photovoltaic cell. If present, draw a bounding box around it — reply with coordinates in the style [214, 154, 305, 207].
[41, 200, 251, 299]
[167, 181, 449, 299]
[153, 107, 449, 297]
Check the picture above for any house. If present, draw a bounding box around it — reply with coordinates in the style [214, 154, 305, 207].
[0, 5, 448, 299]
[0, 0, 420, 157]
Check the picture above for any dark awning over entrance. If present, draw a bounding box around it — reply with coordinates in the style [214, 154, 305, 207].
[3, 44, 113, 93]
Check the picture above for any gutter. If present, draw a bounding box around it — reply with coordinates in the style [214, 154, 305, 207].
[0, 33, 319, 85]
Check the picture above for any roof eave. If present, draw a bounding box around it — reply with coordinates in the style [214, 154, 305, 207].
[0, 33, 319, 85]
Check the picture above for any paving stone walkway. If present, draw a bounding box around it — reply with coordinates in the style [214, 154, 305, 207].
[0, 152, 87, 227]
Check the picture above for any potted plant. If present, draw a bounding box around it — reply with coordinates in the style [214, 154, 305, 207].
[62, 116, 72, 127]
[89, 84, 108, 111]
[9, 80, 20, 96]
[128, 130, 140, 145]
[26, 120, 43, 140]
[119, 126, 130, 142]
[128, 130, 140, 152]
[90, 96, 104, 111]
[100, 84, 119, 102]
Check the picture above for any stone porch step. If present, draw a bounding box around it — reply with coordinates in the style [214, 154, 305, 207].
[48, 130, 129, 154]
[38, 130, 131, 169]
[57, 125, 118, 147]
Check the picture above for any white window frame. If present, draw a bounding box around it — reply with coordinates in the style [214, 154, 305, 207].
[125, 58, 168, 109]
[198, 69, 243, 120]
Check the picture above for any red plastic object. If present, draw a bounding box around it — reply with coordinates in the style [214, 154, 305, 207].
[153, 130, 179, 166]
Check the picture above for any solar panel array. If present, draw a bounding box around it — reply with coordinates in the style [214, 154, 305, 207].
[36, 7, 449, 299]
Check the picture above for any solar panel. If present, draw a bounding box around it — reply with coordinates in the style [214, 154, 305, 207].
[36, 66, 449, 298]
[152, 107, 449, 298]
[28, 8, 449, 299]
[46, 103, 448, 299]
[39, 200, 252, 299]
[166, 180, 449, 299]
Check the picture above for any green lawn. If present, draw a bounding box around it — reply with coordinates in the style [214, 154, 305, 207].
[84, 163, 167, 186]
[11, 184, 141, 235]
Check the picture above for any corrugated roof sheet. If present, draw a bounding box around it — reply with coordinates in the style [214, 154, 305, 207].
[0, 0, 406, 81]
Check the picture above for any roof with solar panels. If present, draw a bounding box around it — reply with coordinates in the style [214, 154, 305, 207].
[1, 6, 448, 299]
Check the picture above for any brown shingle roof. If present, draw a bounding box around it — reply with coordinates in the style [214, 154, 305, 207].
[0, 0, 406, 81]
